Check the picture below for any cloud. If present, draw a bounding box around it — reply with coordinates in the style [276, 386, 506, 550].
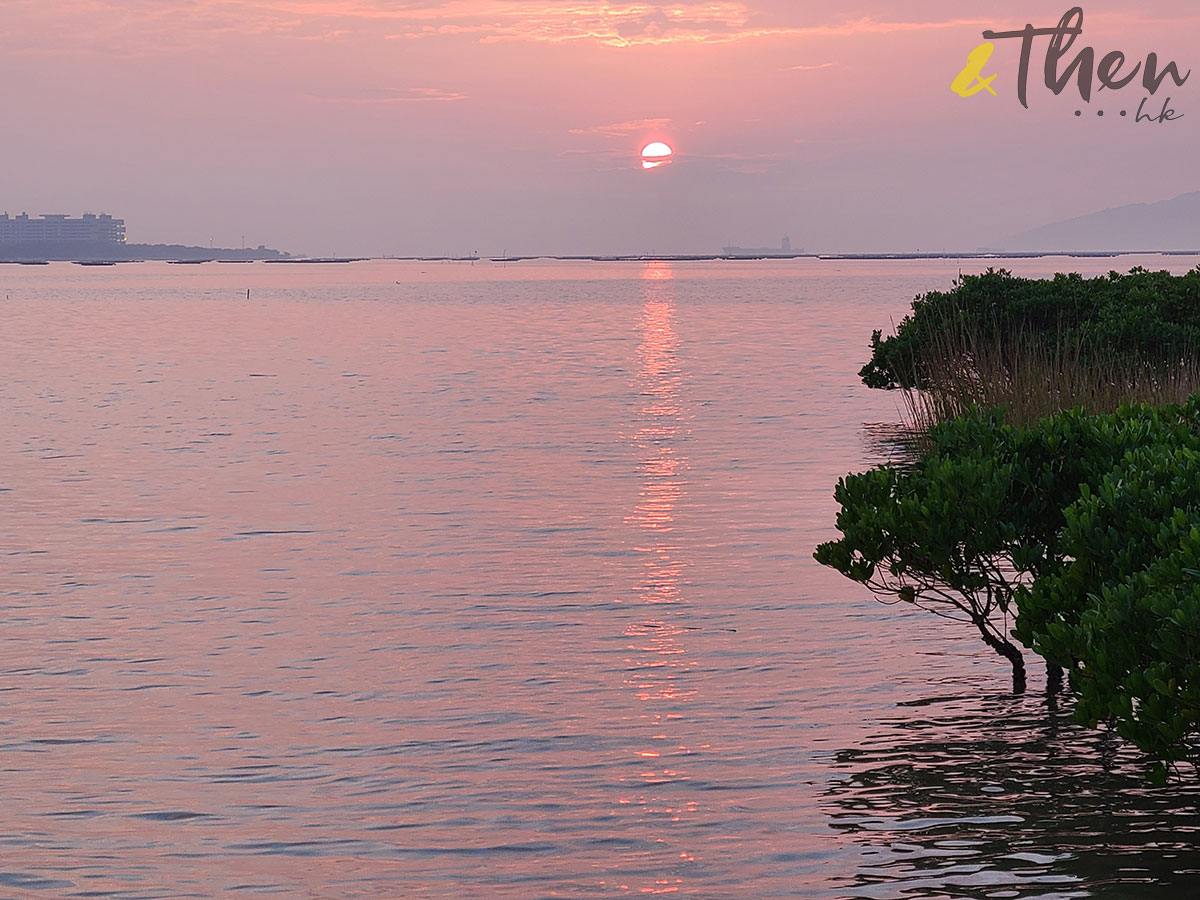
[789, 62, 834, 71]
[568, 118, 674, 137]
[376, 1, 751, 46]
[1, 2, 1005, 53]
[373, 5, 997, 47]
[228, 2, 999, 48]
[0, 0, 310, 54]
[16, 2, 1200, 57]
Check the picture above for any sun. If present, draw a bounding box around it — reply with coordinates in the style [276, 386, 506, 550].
[640, 141, 673, 170]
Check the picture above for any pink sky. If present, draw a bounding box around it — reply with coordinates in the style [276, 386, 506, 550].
[2, 1, 1198, 254]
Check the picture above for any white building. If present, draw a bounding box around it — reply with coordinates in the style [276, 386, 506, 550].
[0, 213, 126, 244]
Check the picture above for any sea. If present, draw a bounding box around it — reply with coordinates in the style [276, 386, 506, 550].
[2, 255, 1199, 899]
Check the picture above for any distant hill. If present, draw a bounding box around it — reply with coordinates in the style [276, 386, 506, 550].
[997, 191, 1200, 252]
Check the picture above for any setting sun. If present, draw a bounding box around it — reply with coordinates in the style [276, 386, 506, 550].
[641, 141, 674, 169]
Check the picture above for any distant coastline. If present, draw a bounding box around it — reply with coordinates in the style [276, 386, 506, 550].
[0, 213, 291, 262]
[391, 249, 1200, 264]
[4, 250, 1199, 266]
[0, 241, 290, 262]
[6, 248, 1200, 266]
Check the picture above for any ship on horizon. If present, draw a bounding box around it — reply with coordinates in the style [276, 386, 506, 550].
[722, 235, 805, 257]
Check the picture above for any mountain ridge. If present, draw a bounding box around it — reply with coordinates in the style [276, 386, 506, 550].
[997, 191, 1200, 252]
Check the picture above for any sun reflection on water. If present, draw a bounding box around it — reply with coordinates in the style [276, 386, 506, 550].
[616, 262, 703, 890]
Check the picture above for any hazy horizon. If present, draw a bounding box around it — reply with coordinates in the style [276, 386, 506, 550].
[5, 1, 1198, 256]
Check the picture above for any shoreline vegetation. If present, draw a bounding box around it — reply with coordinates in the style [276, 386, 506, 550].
[817, 267, 1200, 780]
[5, 249, 1200, 264]
[861, 267, 1200, 427]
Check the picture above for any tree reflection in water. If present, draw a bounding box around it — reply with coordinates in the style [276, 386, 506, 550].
[823, 691, 1200, 898]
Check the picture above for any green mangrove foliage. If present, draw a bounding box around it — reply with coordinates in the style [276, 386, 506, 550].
[1023, 445, 1200, 777]
[821, 269, 1200, 771]
[813, 419, 1034, 692]
[860, 267, 1200, 424]
[816, 399, 1200, 771]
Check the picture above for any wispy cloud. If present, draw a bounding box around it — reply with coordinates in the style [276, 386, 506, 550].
[2, 2, 1003, 52]
[377, 1, 750, 46]
[372, 5, 996, 47]
[568, 118, 673, 137]
[1, 0, 308, 54]
[789, 62, 834, 71]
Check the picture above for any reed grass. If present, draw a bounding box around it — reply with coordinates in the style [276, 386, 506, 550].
[894, 318, 1200, 430]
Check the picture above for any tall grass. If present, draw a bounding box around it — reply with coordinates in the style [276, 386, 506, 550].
[895, 318, 1200, 430]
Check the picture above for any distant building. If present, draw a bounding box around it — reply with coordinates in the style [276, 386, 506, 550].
[0, 212, 126, 245]
[722, 235, 802, 257]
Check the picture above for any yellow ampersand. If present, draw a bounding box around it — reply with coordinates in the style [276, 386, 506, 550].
[951, 42, 998, 96]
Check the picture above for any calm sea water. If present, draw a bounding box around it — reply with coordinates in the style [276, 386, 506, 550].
[2, 256, 1199, 899]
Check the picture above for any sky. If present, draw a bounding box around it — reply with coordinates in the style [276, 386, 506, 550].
[3, 1, 1199, 255]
